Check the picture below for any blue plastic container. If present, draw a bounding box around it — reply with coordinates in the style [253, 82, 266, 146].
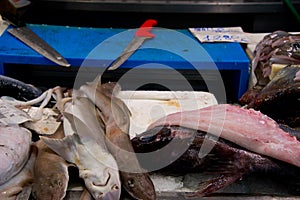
[0, 24, 249, 101]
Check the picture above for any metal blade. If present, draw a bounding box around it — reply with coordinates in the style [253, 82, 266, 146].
[107, 36, 148, 70]
[8, 26, 70, 67]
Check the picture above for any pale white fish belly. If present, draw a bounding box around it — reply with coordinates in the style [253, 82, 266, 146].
[42, 133, 121, 200]
[0, 125, 31, 185]
[0, 145, 36, 200]
[42, 97, 121, 200]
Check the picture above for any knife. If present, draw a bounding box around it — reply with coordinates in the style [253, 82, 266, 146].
[107, 19, 157, 70]
[8, 26, 70, 67]
[1, 1, 70, 67]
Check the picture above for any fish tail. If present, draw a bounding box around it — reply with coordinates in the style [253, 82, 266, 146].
[16, 185, 32, 200]
[187, 173, 244, 197]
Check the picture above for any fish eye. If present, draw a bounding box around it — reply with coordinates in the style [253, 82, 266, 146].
[127, 179, 135, 188]
[111, 184, 119, 190]
[56, 180, 62, 187]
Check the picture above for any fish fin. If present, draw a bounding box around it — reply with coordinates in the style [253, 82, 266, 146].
[100, 91, 131, 133]
[97, 83, 131, 129]
[0, 186, 23, 199]
[40, 134, 79, 163]
[95, 108, 105, 127]
[204, 158, 238, 175]
[62, 112, 105, 146]
[16, 185, 32, 200]
[89, 74, 102, 86]
[113, 96, 132, 117]
[27, 145, 38, 173]
[203, 143, 243, 174]
[62, 111, 114, 164]
[102, 82, 131, 117]
[79, 189, 93, 200]
[187, 173, 244, 197]
[110, 99, 131, 133]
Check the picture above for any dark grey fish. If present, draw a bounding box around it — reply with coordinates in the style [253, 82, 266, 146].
[0, 75, 42, 101]
[132, 126, 300, 197]
[247, 65, 300, 127]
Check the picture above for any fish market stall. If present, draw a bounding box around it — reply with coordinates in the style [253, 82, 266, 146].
[0, 23, 249, 102]
[0, 0, 300, 199]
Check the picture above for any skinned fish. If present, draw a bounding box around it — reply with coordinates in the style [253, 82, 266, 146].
[148, 104, 300, 168]
[131, 126, 300, 197]
[41, 112, 121, 200]
[0, 145, 37, 200]
[0, 125, 32, 185]
[80, 79, 156, 200]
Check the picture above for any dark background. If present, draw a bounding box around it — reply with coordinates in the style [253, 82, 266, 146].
[23, 0, 300, 32]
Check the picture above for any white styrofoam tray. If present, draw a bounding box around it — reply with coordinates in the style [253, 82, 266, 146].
[118, 90, 218, 138]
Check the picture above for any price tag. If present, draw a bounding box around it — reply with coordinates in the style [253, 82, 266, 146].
[189, 27, 264, 44]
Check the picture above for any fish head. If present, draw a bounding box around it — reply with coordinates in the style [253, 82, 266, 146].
[122, 172, 156, 200]
[83, 167, 121, 200]
[32, 171, 69, 200]
[131, 126, 174, 153]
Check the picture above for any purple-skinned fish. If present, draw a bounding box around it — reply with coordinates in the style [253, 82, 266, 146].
[131, 125, 300, 197]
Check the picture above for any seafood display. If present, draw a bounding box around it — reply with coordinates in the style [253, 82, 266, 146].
[250, 31, 300, 88]
[242, 65, 300, 127]
[242, 31, 300, 113]
[80, 79, 156, 200]
[131, 126, 300, 197]
[0, 146, 37, 200]
[241, 30, 300, 128]
[0, 61, 300, 199]
[148, 104, 300, 168]
[0, 75, 42, 101]
[240, 30, 300, 128]
[32, 132, 70, 200]
[0, 125, 32, 185]
[42, 90, 122, 200]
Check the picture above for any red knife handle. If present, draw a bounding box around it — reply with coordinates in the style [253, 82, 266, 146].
[135, 19, 157, 38]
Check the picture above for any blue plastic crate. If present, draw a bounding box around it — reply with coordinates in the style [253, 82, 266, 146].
[0, 24, 249, 101]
